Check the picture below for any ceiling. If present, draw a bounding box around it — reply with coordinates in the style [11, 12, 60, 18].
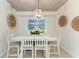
[7, 0, 68, 11]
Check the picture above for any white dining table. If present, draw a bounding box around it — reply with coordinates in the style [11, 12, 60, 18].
[12, 35, 57, 41]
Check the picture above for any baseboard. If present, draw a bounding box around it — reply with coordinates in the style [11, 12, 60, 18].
[0, 51, 6, 58]
[60, 45, 74, 58]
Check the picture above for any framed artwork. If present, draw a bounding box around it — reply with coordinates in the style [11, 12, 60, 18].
[28, 19, 45, 34]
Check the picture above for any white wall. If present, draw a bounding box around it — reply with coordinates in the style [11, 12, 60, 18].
[0, 0, 13, 57]
[57, 0, 79, 57]
[14, 11, 57, 36]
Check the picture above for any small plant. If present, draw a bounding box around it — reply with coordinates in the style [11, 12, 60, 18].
[30, 30, 44, 35]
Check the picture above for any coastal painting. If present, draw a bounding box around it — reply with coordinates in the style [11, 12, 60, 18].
[28, 19, 45, 34]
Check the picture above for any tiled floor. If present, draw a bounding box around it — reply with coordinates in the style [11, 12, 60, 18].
[2, 48, 73, 58]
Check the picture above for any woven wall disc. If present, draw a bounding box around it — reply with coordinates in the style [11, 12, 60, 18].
[7, 15, 16, 28]
[72, 16, 79, 31]
[58, 15, 67, 27]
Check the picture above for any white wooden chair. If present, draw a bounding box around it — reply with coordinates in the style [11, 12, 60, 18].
[20, 39, 33, 58]
[7, 34, 20, 58]
[35, 39, 48, 58]
[48, 35, 61, 57]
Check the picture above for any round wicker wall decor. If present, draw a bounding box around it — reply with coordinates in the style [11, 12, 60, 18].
[7, 14, 16, 28]
[58, 15, 67, 27]
[72, 16, 79, 31]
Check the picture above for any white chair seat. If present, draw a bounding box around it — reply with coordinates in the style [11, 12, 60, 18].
[10, 42, 21, 46]
[21, 46, 33, 50]
[35, 46, 47, 50]
[48, 41, 57, 45]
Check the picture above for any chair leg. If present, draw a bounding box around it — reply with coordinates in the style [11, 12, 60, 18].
[58, 45, 60, 57]
[46, 49, 48, 58]
[7, 47, 9, 58]
[48, 46, 50, 58]
[20, 48, 23, 58]
[32, 50, 33, 58]
[35, 50, 36, 58]
[17, 47, 19, 58]
[46, 46, 49, 58]
[45, 50, 47, 58]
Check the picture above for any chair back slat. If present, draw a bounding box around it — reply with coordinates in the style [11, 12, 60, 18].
[21, 39, 33, 46]
[35, 39, 47, 46]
